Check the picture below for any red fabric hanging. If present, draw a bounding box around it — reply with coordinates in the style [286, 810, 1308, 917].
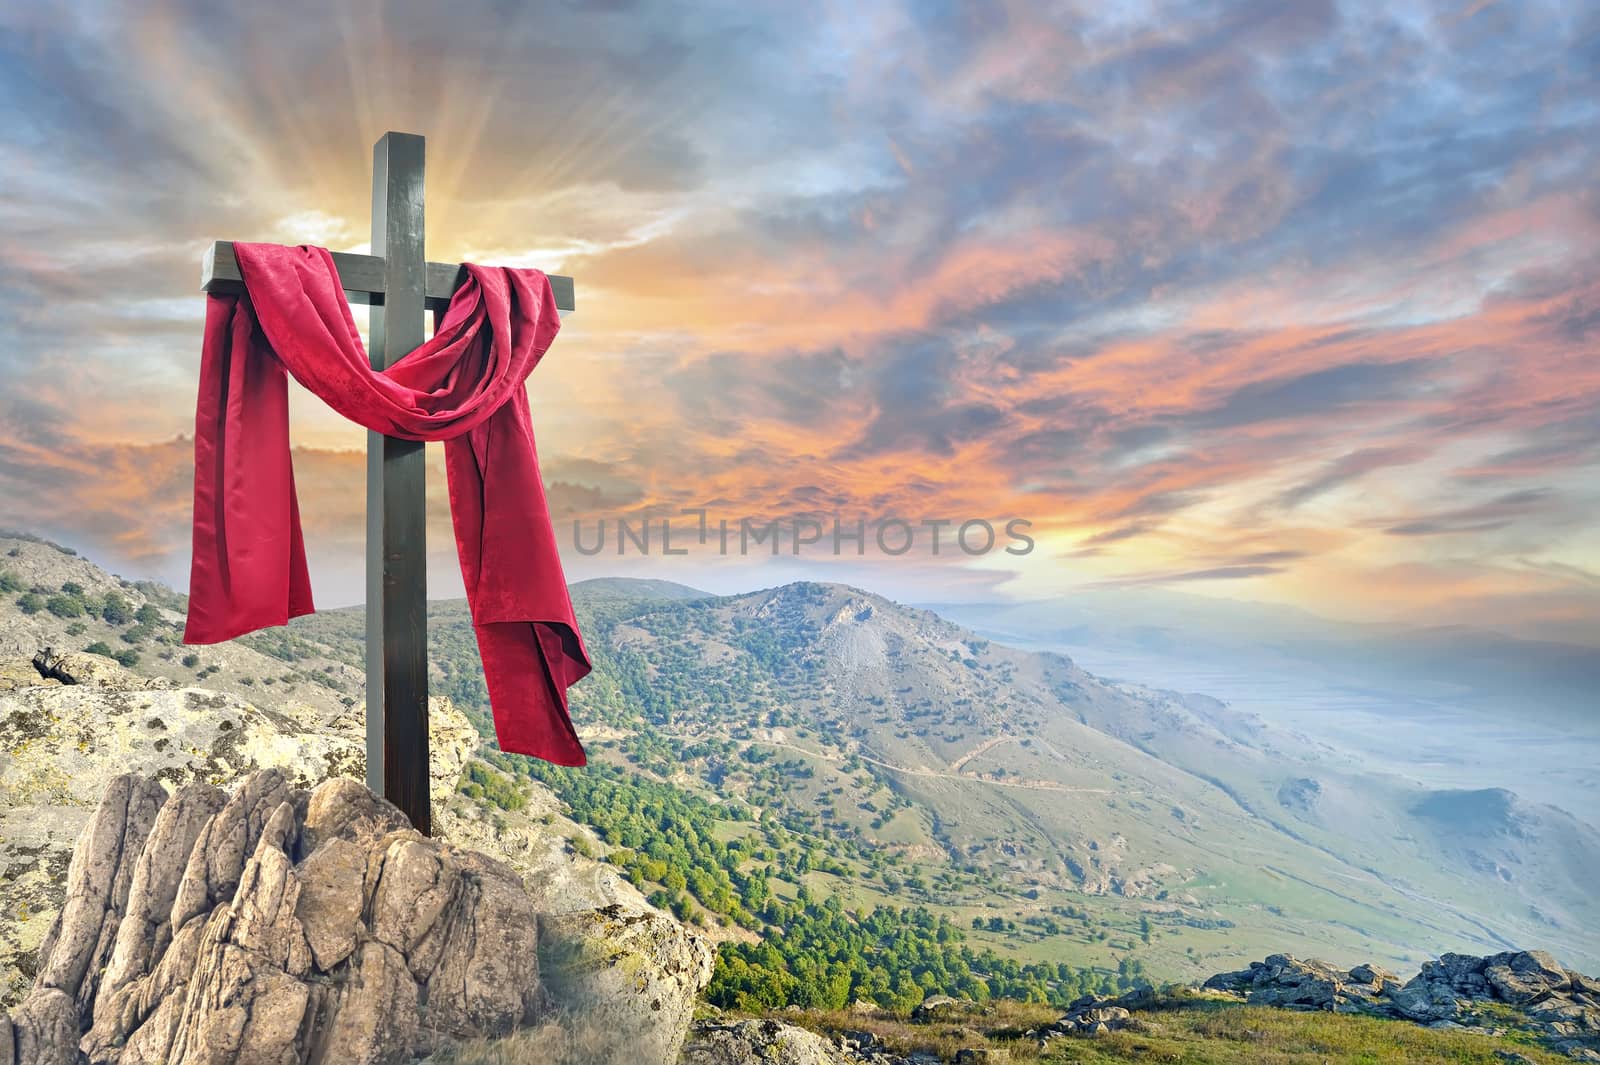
[183, 242, 589, 767]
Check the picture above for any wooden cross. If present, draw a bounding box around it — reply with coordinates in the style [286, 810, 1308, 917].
[199, 132, 575, 835]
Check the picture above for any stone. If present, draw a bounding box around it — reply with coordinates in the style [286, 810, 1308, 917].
[34, 774, 166, 1016]
[299, 776, 410, 855]
[169, 769, 295, 933]
[1200, 949, 1600, 1059]
[164, 920, 312, 1065]
[1046, 998, 1136, 1036]
[96, 783, 226, 1025]
[412, 847, 541, 1038]
[302, 941, 416, 1064]
[681, 1018, 845, 1065]
[912, 993, 964, 1020]
[9, 987, 79, 1065]
[539, 903, 716, 1065]
[292, 838, 367, 971]
[1349, 963, 1398, 988]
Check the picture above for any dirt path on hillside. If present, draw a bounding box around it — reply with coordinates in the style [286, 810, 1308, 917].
[758, 739, 1113, 795]
[948, 735, 1013, 773]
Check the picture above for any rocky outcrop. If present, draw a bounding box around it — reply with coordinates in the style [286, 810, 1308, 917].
[1198, 951, 1600, 1060]
[1040, 997, 1134, 1037]
[2, 771, 714, 1065]
[1202, 952, 1399, 1011]
[0, 668, 476, 1010]
[30, 650, 166, 692]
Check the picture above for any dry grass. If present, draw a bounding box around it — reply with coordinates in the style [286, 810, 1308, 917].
[420, 1014, 637, 1065]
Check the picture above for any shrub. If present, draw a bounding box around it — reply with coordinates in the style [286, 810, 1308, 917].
[0, 571, 21, 593]
[45, 594, 84, 618]
[16, 592, 44, 615]
[111, 649, 140, 668]
[65, 621, 86, 636]
[84, 640, 115, 657]
[101, 593, 132, 625]
[60, 581, 83, 595]
[181, 653, 200, 668]
[135, 603, 163, 626]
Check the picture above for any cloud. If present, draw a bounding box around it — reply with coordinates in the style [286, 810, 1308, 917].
[1385, 489, 1559, 537]
[1189, 359, 1438, 431]
[1094, 564, 1289, 587]
[0, 0, 1597, 642]
[1278, 445, 1432, 508]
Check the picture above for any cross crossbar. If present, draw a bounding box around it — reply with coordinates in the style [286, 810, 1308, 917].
[201, 240, 576, 313]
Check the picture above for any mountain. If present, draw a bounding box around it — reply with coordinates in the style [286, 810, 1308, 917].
[570, 577, 713, 603]
[268, 575, 1599, 975]
[3, 532, 1596, 999]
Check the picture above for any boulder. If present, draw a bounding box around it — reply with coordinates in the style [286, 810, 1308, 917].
[955, 1050, 1011, 1064]
[1386, 949, 1600, 1041]
[538, 903, 716, 1065]
[1037, 996, 1136, 1038]
[681, 1018, 846, 1065]
[911, 993, 966, 1020]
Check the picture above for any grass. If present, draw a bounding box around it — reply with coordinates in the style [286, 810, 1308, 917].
[1036, 1003, 1572, 1064]
[760, 994, 1576, 1064]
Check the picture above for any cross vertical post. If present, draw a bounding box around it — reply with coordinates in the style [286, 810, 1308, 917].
[200, 130, 577, 834]
[366, 132, 431, 835]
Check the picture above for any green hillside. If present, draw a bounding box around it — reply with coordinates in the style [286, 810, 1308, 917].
[269, 578, 1599, 997]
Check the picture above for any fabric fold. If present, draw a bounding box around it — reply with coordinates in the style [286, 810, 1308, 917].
[184, 242, 589, 767]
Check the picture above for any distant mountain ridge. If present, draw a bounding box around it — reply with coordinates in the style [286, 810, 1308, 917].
[570, 576, 712, 602]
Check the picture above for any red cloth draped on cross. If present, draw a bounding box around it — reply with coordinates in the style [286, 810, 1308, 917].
[182, 242, 589, 767]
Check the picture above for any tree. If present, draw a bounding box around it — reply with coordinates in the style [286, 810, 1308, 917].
[84, 641, 114, 657]
[16, 593, 44, 615]
[111, 648, 140, 668]
[135, 603, 163, 626]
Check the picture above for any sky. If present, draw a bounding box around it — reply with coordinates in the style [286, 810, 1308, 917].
[0, 0, 1596, 645]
